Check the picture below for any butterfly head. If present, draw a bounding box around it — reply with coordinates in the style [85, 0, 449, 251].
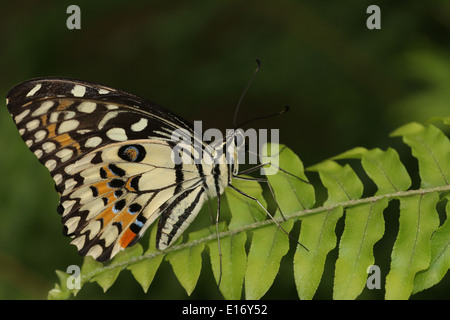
[224, 128, 246, 178]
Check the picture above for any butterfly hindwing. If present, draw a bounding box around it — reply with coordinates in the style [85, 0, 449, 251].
[6, 77, 218, 261]
[59, 140, 208, 261]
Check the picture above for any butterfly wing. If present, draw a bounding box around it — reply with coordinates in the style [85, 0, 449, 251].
[6, 77, 210, 261]
[60, 140, 206, 261]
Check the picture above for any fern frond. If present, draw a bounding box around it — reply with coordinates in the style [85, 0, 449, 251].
[49, 121, 450, 300]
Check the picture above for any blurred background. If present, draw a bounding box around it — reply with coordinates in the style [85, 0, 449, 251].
[0, 0, 449, 299]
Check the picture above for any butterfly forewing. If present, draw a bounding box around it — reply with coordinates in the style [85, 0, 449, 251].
[6, 77, 224, 262]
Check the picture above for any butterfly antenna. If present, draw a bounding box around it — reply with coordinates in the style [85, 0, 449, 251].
[233, 58, 261, 129]
[236, 105, 289, 129]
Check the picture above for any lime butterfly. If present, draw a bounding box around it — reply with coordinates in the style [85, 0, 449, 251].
[6, 72, 291, 262]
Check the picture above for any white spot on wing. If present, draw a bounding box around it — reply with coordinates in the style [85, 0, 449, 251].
[26, 84, 42, 97]
[26, 119, 40, 131]
[77, 101, 97, 113]
[77, 129, 92, 135]
[34, 149, 43, 159]
[98, 88, 110, 94]
[81, 220, 102, 239]
[49, 112, 60, 123]
[62, 200, 77, 213]
[64, 178, 77, 192]
[46, 160, 57, 172]
[98, 111, 119, 129]
[101, 225, 119, 246]
[34, 130, 47, 142]
[65, 216, 81, 235]
[85, 136, 102, 148]
[63, 111, 76, 120]
[131, 118, 148, 132]
[32, 101, 54, 117]
[106, 128, 128, 141]
[64, 153, 96, 175]
[56, 148, 74, 162]
[58, 119, 80, 134]
[86, 244, 103, 259]
[71, 85, 86, 97]
[15, 109, 30, 124]
[71, 234, 86, 250]
[53, 173, 62, 184]
[43, 142, 56, 153]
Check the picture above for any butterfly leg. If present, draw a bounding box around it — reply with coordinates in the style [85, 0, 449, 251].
[228, 183, 309, 252]
[237, 161, 311, 185]
[235, 161, 311, 223]
[206, 195, 224, 286]
[215, 192, 223, 287]
[233, 175, 287, 222]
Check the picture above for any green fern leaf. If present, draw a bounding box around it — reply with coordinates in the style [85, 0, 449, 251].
[224, 176, 277, 300]
[295, 160, 362, 300]
[127, 224, 164, 293]
[245, 218, 294, 299]
[47, 270, 76, 300]
[252, 143, 314, 299]
[262, 143, 315, 212]
[294, 207, 342, 300]
[206, 176, 267, 300]
[333, 199, 387, 299]
[385, 193, 440, 299]
[361, 148, 412, 193]
[391, 123, 450, 187]
[166, 227, 211, 296]
[386, 122, 450, 299]
[207, 224, 247, 300]
[90, 244, 143, 292]
[413, 199, 450, 293]
[333, 147, 410, 299]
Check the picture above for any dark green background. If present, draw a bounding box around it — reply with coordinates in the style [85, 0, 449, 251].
[0, 0, 449, 299]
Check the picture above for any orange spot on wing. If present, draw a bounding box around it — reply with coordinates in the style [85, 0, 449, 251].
[53, 133, 81, 154]
[116, 211, 136, 228]
[40, 114, 48, 126]
[92, 181, 112, 196]
[102, 165, 120, 178]
[125, 178, 135, 192]
[101, 192, 116, 206]
[119, 228, 137, 248]
[46, 122, 81, 154]
[96, 205, 116, 227]
[56, 100, 74, 111]
[47, 123, 57, 138]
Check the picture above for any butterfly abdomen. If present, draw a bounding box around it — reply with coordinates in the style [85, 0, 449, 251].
[155, 161, 229, 249]
[156, 186, 207, 249]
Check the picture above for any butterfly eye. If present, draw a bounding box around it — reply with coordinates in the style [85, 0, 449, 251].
[118, 144, 146, 162]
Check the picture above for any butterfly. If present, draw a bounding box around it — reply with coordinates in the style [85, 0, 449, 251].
[6, 73, 294, 263]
